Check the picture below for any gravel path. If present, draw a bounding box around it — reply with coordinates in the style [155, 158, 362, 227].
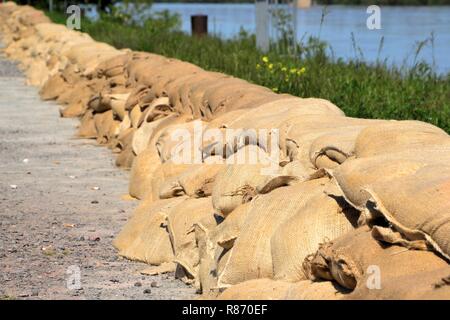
[0, 49, 196, 300]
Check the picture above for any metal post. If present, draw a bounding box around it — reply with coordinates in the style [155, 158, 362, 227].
[191, 15, 208, 37]
[255, 0, 270, 52]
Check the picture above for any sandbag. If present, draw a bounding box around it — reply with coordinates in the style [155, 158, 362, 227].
[113, 197, 185, 264]
[166, 197, 216, 282]
[218, 178, 338, 287]
[354, 120, 449, 158]
[217, 278, 343, 300]
[271, 191, 358, 282]
[331, 147, 450, 211]
[128, 148, 162, 200]
[211, 145, 283, 216]
[210, 202, 252, 250]
[304, 226, 449, 294]
[365, 164, 450, 259]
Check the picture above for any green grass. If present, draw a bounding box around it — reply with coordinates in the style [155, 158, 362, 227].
[45, 11, 450, 133]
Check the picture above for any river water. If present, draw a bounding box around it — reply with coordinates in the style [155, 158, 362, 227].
[151, 3, 450, 74]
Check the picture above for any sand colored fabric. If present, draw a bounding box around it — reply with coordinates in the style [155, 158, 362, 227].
[305, 226, 448, 294]
[354, 120, 449, 158]
[308, 125, 384, 169]
[155, 119, 206, 163]
[194, 217, 223, 295]
[77, 110, 97, 139]
[217, 278, 343, 300]
[210, 202, 252, 250]
[128, 148, 162, 200]
[365, 164, 450, 259]
[40, 73, 69, 100]
[160, 163, 224, 199]
[113, 197, 185, 264]
[271, 190, 359, 282]
[331, 147, 450, 211]
[211, 145, 281, 216]
[166, 197, 216, 281]
[218, 178, 337, 287]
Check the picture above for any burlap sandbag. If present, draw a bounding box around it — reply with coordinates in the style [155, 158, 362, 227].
[194, 215, 224, 296]
[218, 178, 337, 287]
[39, 73, 68, 100]
[155, 119, 206, 163]
[149, 161, 193, 201]
[365, 164, 450, 259]
[113, 197, 185, 264]
[217, 278, 343, 300]
[138, 59, 201, 89]
[159, 163, 224, 199]
[283, 116, 377, 164]
[346, 266, 450, 300]
[77, 109, 97, 139]
[330, 147, 450, 211]
[210, 202, 252, 250]
[271, 190, 359, 282]
[93, 53, 130, 78]
[200, 80, 272, 119]
[113, 126, 134, 153]
[211, 145, 283, 216]
[128, 148, 162, 200]
[304, 226, 449, 294]
[308, 124, 384, 169]
[177, 72, 230, 118]
[166, 197, 216, 282]
[94, 110, 119, 145]
[354, 120, 449, 158]
[132, 108, 186, 156]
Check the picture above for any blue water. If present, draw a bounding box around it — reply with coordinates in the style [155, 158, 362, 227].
[150, 4, 450, 74]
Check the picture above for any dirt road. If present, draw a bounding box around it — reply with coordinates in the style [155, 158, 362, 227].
[0, 51, 195, 300]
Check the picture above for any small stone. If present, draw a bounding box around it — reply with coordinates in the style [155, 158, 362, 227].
[23, 159, 29, 164]
[143, 289, 151, 294]
[91, 200, 99, 204]
[10, 185, 17, 189]
[110, 279, 119, 283]
[134, 282, 142, 287]
[150, 281, 159, 288]
[31, 289, 39, 297]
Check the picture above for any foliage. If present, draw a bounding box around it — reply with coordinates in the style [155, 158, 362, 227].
[45, 10, 450, 133]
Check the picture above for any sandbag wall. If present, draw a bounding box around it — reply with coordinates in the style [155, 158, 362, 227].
[1, 2, 449, 300]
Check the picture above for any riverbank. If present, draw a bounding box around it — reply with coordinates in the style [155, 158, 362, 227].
[46, 10, 450, 133]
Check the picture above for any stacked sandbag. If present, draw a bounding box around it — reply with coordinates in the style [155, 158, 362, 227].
[1, 3, 449, 300]
[217, 278, 345, 300]
[304, 226, 450, 299]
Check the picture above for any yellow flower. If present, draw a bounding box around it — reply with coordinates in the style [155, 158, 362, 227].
[281, 67, 287, 72]
[262, 56, 269, 63]
[297, 67, 306, 75]
[272, 87, 279, 92]
[256, 63, 261, 69]
[290, 68, 297, 74]
[268, 63, 273, 70]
